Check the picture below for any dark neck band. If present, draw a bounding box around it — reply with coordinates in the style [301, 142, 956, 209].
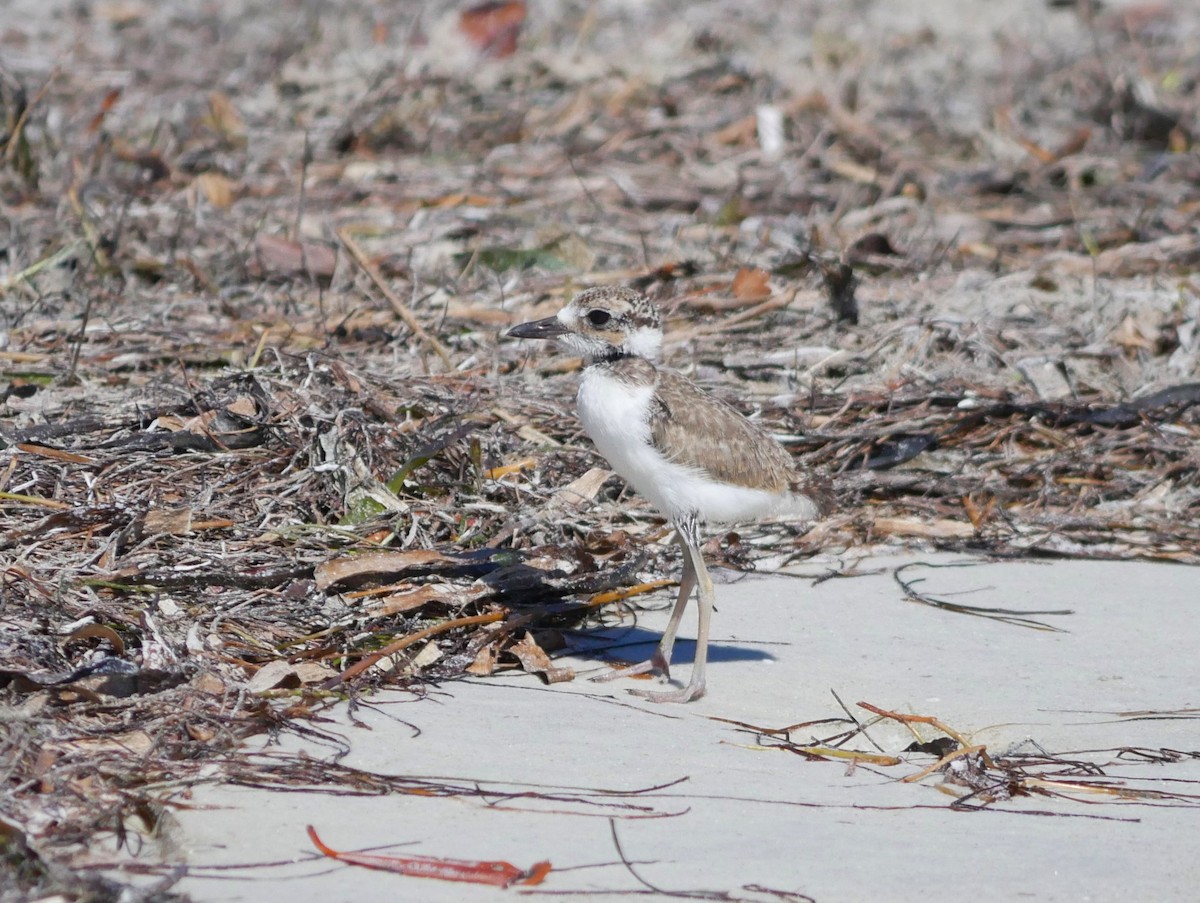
[595, 347, 632, 364]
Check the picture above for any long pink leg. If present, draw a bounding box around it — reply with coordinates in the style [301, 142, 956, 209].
[630, 533, 711, 703]
[591, 546, 696, 683]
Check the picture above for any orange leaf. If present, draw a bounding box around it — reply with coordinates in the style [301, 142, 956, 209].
[482, 457, 535, 480]
[195, 172, 236, 209]
[206, 92, 246, 140]
[16, 444, 96, 465]
[87, 88, 122, 134]
[306, 826, 550, 888]
[731, 266, 771, 301]
[459, 1, 527, 58]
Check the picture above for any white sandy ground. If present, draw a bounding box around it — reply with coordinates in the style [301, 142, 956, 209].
[115, 553, 1198, 902]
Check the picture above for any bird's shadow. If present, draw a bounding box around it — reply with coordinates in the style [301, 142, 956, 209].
[569, 625, 777, 666]
[569, 567, 788, 666]
[488, 558, 781, 666]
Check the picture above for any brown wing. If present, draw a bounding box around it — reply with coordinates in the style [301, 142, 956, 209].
[646, 367, 798, 492]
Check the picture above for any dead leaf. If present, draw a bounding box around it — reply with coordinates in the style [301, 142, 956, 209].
[467, 643, 499, 676]
[459, 1, 527, 58]
[962, 495, 994, 530]
[509, 633, 574, 684]
[143, 507, 194, 535]
[16, 444, 96, 465]
[445, 299, 514, 325]
[226, 395, 258, 418]
[363, 582, 490, 618]
[56, 730, 155, 756]
[307, 825, 551, 887]
[492, 407, 563, 448]
[252, 234, 337, 285]
[95, 2, 146, 26]
[32, 748, 58, 792]
[206, 91, 246, 142]
[315, 550, 463, 591]
[826, 157, 880, 185]
[186, 723, 217, 742]
[247, 660, 303, 693]
[410, 642, 443, 670]
[62, 624, 126, 656]
[192, 673, 227, 695]
[1051, 126, 1092, 161]
[712, 114, 757, 147]
[293, 662, 337, 684]
[428, 193, 500, 208]
[730, 266, 771, 301]
[482, 457, 535, 480]
[1112, 313, 1154, 351]
[86, 87, 122, 134]
[195, 172, 235, 209]
[550, 467, 612, 509]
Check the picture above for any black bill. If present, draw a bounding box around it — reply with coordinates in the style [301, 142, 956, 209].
[507, 316, 569, 340]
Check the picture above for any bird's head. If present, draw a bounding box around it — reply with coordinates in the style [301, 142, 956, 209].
[507, 286, 662, 363]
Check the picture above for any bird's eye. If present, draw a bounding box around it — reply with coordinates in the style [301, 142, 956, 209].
[586, 309, 612, 327]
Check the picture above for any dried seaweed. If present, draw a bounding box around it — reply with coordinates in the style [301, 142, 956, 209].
[727, 702, 1200, 813]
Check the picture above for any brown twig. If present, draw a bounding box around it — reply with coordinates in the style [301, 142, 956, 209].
[323, 610, 506, 689]
[338, 226, 455, 369]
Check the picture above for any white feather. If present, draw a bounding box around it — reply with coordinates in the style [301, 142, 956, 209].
[577, 367, 794, 524]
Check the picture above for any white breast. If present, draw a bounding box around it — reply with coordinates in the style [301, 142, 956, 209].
[576, 368, 790, 524]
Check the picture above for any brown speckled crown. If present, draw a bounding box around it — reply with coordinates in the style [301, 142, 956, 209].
[570, 286, 660, 331]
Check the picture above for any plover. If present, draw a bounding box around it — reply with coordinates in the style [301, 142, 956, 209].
[508, 286, 831, 703]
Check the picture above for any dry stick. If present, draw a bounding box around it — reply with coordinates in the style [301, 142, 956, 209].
[0, 243, 82, 296]
[585, 579, 675, 607]
[673, 289, 794, 342]
[338, 227, 454, 369]
[247, 327, 271, 370]
[66, 187, 110, 271]
[857, 700, 997, 770]
[323, 610, 505, 689]
[294, 130, 311, 243]
[3, 63, 59, 167]
[0, 491, 72, 510]
[607, 818, 671, 898]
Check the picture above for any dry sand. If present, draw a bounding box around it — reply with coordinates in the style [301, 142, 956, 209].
[155, 553, 1199, 902]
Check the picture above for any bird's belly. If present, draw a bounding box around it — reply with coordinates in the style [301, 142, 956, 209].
[577, 372, 784, 524]
[576, 372, 662, 499]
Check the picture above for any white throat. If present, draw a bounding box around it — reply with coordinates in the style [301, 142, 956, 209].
[622, 326, 662, 361]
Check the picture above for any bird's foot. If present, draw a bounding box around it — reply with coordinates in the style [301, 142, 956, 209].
[590, 649, 670, 684]
[629, 674, 706, 704]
